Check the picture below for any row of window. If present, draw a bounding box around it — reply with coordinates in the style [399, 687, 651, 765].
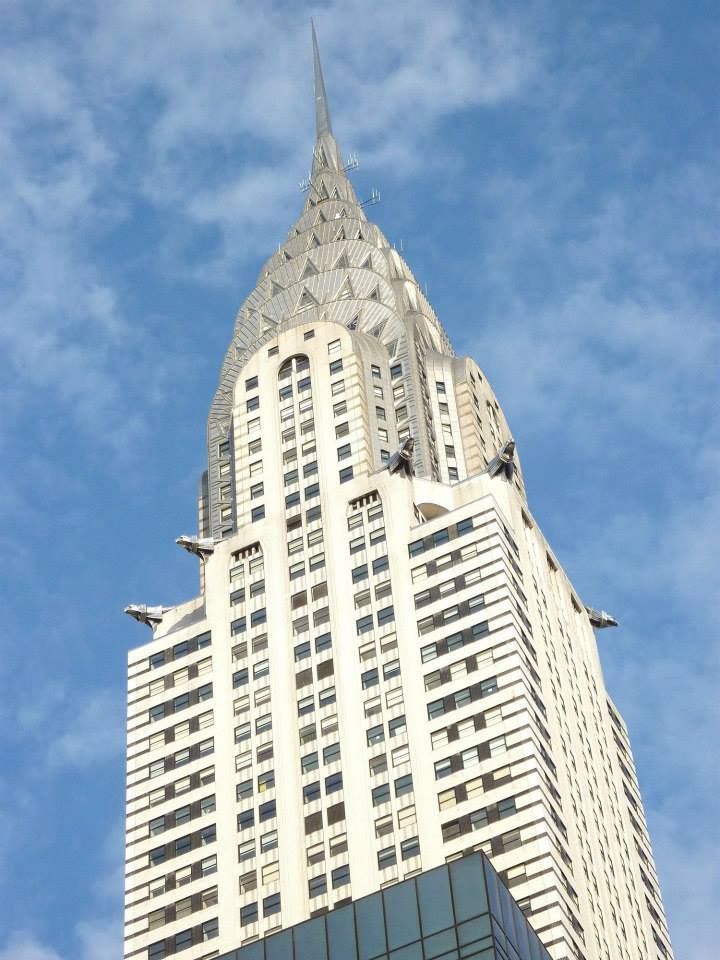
[240, 892, 282, 926]
[149, 823, 216, 866]
[148, 738, 214, 779]
[421, 619, 490, 663]
[356, 606, 395, 635]
[427, 676, 499, 720]
[441, 795, 517, 841]
[148, 795, 216, 837]
[408, 515, 475, 558]
[371, 774, 413, 807]
[148, 682, 212, 723]
[147, 885, 217, 931]
[148, 632, 211, 671]
[378, 836, 420, 869]
[148, 917, 218, 958]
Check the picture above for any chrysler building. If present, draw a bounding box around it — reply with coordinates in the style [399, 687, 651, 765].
[123, 27, 675, 960]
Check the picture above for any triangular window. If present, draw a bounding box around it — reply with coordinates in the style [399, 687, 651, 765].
[372, 321, 386, 338]
[308, 233, 321, 249]
[334, 252, 350, 269]
[334, 226, 346, 241]
[297, 287, 318, 311]
[338, 207, 348, 218]
[317, 181, 330, 200]
[283, 250, 292, 261]
[315, 146, 328, 169]
[347, 314, 360, 331]
[331, 186, 341, 200]
[369, 285, 380, 301]
[356, 228, 364, 240]
[301, 259, 318, 280]
[336, 277, 354, 301]
[314, 210, 327, 225]
[271, 281, 284, 297]
[360, 254, 372, 270]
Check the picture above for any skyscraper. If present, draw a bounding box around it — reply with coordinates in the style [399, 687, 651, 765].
[124, 28, 674, 960]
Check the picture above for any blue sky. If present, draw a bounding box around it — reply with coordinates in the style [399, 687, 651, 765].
[0, 1, 717, 958]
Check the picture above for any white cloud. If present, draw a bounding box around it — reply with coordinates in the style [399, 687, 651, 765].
[0, 936, 62, 960]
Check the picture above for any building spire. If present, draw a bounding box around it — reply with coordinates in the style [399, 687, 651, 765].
[312, 21, 332, 139]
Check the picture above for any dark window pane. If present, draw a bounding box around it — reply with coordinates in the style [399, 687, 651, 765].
[327, 905, 356, 960]
[450, 855, 488, 921]
[356, 892, 387, 960]
[384, 878, 420, 950]
[389, 945, 423, 960]
[266, 930, 293, 960]
[417, 865, 454, 936]
[294, 917, 327, 960]
[423, 929, 457, 959]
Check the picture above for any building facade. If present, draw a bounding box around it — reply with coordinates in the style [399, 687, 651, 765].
[214, 852, 552, 960]
[123, 29, 675, 960]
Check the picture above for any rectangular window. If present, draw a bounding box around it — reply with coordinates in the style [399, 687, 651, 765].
[372, 783, 391, 806]
[251, 505, 265, 522]
[377, 846, 397, 869]
[339, 466, 354, 483]
[400, 836, 420, 860]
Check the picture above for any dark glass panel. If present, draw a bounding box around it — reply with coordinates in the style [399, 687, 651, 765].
[356, 892, 387, 960]
[266, 930, 293, 960]
[384, 879, 420, 950]
[417, 866, 454, 936]
[457, 918, 492, 947]
[327, 904, 357, 960]
[450, 855, 488, 922]
[389, 945, 422, 960]
[423, 929, 457, 959]
[294, 917, 327, 960]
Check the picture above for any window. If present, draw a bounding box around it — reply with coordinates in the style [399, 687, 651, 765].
[323, 742, 341, 764]
[294, 641, 311, 662]
[356, 615, 373, 636]
[201, 854, 217, 875]
[389, 715, 406, 737]
[392, 745, 410, 766]
[335, 421, 350, 438]
[247, 395, 260, 412]
[251, 608, 266, 627]
[372, 783, 390, 806]
[238, 839, 255, 862]
[362, 668, 379, 689]
[298, 695, 314, 717]
[238, 809, 254, 831]
[331, 380, 345, 396]
[332, 864, 350, 888]
[325, 772, 343, 794]
[377, 606, 395, 627]
[383, 659, 400, 680]
[337, 443, 351, 461]
[394, 774, 413, 797]
[401, 836, 420, 860]
[259, 800, 276, 822]
[253, 660, 269, 680]
[372, 555, 389, 575]
[329, 359, 343, 375]
[318, 686, 336, 708]
[308, 874, 327, 898]
[246, 375, 258, 391]
[339, 467, 354, 483]
[377, 846, 397, 869]
[260, 830, 278, 853]
[251, 506, 265, 522]
[367, 725, 384, 746]
[315, 632, 332, 653]
[369, 754, 387, 776]
[263, 893, 281, 917]
[240, 902, 258, 926]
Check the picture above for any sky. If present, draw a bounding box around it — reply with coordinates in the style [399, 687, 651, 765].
[0, 1, 718, 958]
